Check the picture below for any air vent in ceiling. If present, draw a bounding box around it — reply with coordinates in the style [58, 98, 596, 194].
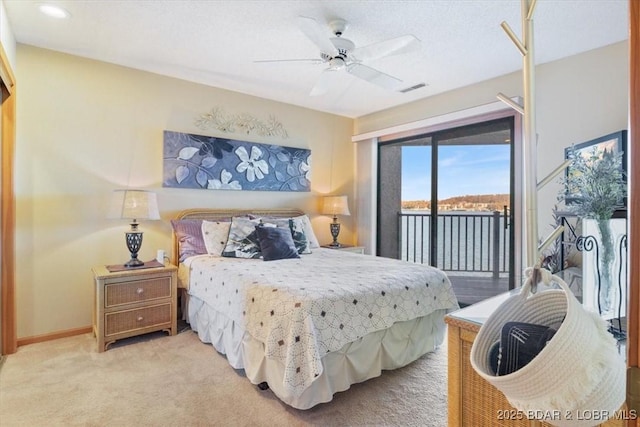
[398, 83, 427, 93]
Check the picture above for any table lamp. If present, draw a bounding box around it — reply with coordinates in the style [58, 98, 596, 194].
[321, 195, 350, 248]
[108, 189, 160, 267]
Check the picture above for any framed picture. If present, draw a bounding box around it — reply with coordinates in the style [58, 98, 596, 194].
[162, 130, 311, 192]
[564, 130, 627, 207]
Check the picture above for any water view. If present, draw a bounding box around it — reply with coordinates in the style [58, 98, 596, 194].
[399, 145, 512, 277]
[394, 129, 513, 304]
[400, 207, 509, 277]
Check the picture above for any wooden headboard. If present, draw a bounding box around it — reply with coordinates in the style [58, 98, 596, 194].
[171, 208, 306, 265]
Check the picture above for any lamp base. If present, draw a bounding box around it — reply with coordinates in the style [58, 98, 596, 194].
[327, 241, 343, 248]
[329, 218, 342, 248]
[124, 258, 144, 268]
[124, 228, 144, 268]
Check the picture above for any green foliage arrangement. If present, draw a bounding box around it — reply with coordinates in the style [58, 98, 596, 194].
[558, 146, 626, 220]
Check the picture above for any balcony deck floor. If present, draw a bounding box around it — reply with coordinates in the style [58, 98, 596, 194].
[447, 274, 511, 307]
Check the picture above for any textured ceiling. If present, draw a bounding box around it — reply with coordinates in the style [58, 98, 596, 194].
[3, 0, 629, 118]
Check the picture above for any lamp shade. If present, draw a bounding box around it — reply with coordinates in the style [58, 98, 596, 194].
[108, 189, 160, 220]
[321, 195, 350, 216]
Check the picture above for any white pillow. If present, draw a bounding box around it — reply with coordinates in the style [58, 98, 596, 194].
[201, 220, 231, 256]
[297, 215, 320, 249]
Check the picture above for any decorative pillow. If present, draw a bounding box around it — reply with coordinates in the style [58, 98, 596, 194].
[201, 220, 231, 256]
[222, 217, 264, 258]
[249, 214, 319, 249]
[255, 225, 300, 261]
[254, 216, 312, 254]
[297, 214, 320, 249]
[494, 322, 557, 376]
[170, 219, 207, 262]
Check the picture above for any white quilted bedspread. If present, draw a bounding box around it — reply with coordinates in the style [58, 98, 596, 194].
[185, 248, 458, 397]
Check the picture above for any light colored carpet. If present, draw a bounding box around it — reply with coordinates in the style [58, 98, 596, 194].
[0, 329, 448, 426]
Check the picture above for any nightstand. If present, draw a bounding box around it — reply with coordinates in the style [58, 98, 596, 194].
[92, 264, 178, 352]
[321, 244, 365, 254]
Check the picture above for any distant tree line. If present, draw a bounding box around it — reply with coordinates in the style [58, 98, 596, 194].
[402, 194, 510, 211]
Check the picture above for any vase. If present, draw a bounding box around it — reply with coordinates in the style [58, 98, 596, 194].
[581, 218, 627, 320]
[596, 219, 615, 315]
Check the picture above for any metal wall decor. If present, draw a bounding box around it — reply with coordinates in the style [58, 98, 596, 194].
[195, 107, 289, 139]
[163, 130, 311, 192]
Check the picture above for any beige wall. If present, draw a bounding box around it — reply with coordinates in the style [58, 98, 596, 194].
[356, 41, 629, 250]
[15, 45, 355, 339]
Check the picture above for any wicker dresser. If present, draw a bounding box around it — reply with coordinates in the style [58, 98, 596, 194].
[92, 264, 178, 352]
[445, 291, 625, 427]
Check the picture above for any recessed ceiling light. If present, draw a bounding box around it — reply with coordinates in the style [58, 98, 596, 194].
[38, 4, 71, 19]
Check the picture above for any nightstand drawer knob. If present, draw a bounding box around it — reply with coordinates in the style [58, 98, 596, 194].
[137, 316, 144, 322]
[136, 288, 144, 295]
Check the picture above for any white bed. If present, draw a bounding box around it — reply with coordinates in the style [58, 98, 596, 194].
[173, 208, 458, 409]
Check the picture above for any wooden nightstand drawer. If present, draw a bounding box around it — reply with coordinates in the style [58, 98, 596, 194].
[105, 303, 172, 337]
[105, 276, 172, 307]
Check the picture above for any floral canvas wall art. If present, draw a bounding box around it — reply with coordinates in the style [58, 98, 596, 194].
[163, 130, 311, 192]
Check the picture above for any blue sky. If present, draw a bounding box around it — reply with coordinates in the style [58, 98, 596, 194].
[401, 145, 511, 200]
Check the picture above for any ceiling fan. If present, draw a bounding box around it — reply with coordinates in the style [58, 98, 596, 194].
[256, 16, 421, 96]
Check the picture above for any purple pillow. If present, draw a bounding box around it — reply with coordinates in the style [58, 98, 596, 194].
[171, 219, 206, 262]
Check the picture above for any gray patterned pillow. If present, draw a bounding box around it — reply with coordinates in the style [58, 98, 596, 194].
[222, 217, 264, 258]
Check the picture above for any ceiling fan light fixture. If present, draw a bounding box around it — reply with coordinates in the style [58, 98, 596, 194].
[328, 57, 346, 70]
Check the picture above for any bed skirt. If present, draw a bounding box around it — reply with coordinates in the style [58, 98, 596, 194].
[187, 294, 447, 410]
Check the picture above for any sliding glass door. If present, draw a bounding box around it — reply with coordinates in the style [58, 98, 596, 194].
[378, 117, 515, 306]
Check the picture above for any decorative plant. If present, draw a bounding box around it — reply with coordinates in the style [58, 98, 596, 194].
[557, 145, 626, 311]
[559, 146, 626, 220]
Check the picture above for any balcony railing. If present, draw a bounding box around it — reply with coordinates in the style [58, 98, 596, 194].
[399, 211, 509, 279]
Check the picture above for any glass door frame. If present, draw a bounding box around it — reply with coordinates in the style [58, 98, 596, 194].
[431, 116, 516, 290]
[377, 110, 522, 290]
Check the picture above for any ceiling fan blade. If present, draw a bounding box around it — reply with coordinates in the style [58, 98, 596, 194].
[351, 35, 420, 62]
[254, 58, 325, 64]
[347, 63, 402, 91]
[309, 69, 336, 96]
[298, 16, 338, 56]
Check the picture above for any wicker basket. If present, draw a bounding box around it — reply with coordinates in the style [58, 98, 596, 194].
[470, 268, 625, 427]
